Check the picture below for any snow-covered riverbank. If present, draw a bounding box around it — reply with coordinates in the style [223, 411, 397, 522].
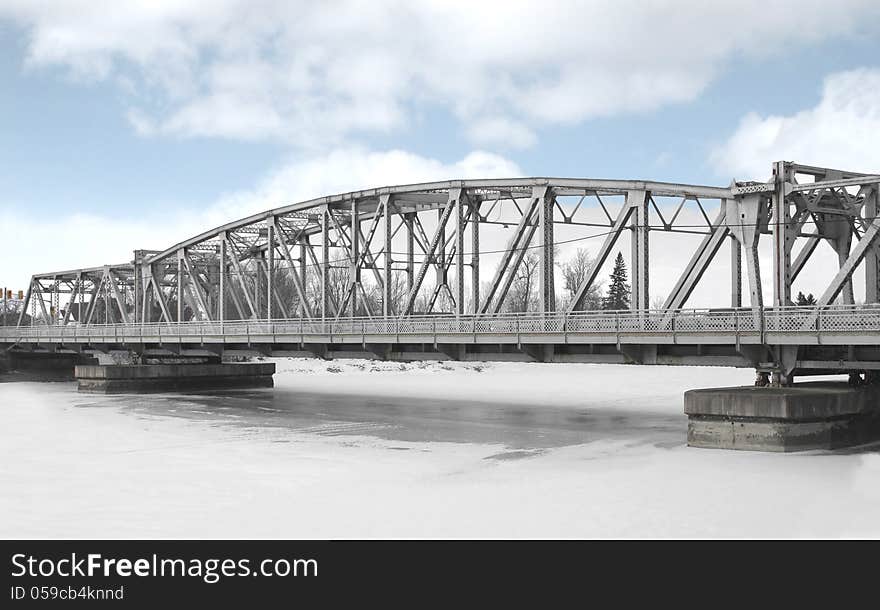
[2, 360, 879, 538]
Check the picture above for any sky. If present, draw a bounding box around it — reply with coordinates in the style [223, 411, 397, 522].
[3, 0, 880, 302]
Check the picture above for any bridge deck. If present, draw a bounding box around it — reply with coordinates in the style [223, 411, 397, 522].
[3, 306, 879, 348]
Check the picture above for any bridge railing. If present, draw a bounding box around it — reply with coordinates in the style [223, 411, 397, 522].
[4, 304, 880, 340]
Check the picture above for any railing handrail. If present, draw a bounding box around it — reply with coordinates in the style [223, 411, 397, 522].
[3, 304, 880, 338]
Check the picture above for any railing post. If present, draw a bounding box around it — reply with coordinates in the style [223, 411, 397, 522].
[562, 311, 568, 344]
[615, 311, 620, 349]
[816, 307, 821, 344]
[733, 309, 739, 351]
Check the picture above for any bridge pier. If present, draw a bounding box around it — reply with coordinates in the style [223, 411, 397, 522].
[1, 351, 98, 380]
[75, 363, 275, 393]
[684, 381, 880, 451]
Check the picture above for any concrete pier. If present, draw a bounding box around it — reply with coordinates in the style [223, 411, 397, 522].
[685, 382, 880, 452]
[75, 363, 275, 393]
[1, 352, 98, 379]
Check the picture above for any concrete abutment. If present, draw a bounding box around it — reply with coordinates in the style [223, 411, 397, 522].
[684, 382, 880, 451]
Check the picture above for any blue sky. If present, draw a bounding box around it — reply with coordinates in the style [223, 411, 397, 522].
[3, 1, 880, 291]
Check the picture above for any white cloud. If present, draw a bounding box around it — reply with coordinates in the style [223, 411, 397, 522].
[204, 147, 522, 226]
[3, 0, 878, 150]
[0, 147, 521, 288]
[712, 68, 880, 179]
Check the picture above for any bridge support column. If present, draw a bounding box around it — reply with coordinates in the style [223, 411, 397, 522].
[2, 351, 98, 380]
[75, 362, 275, 393]
[684, 381, 880, 452]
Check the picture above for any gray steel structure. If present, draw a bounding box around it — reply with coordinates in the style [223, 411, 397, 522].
[5, 160, 880, 380]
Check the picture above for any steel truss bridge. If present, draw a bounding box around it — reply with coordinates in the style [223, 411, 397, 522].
[5, 160, 880, 381]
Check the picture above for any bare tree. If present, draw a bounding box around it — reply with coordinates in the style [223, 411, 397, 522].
[559, 248, 602, 310]
[505, 252, 540, 312]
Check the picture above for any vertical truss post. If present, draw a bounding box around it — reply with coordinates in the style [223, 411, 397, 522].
[132, 261, 140, 325]
[299, 239, 308, 317]
[455, 190, 466, 315]
[219, 242, 226, 322]
[140, 266, 151, 323]
[629, 190, 649, 311]
[772, 161, 793, 306]
[726, 194, 766, 330]
[731, 235, 742, 307]
[436, 205, 448, 309]
[405, 213, 415, 295]
[383, 195, 393, 317]
[176, 251, 184, 323]
[866, 186, 880, 303]
[350, 200, 360, 317]
[471, 198, 480, 314]
[539, 187, 556, 313]
[254, 255, 262, 319]
[267, 220, 275, 321]
[321, 209, 330, 320]
[50, 277, 57, 325]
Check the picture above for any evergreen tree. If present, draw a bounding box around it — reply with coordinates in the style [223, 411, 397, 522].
[796, 291, 817, 306]
[603, 252, 631, 310]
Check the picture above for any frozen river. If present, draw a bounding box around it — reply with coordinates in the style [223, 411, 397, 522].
[2, 359, 879, 538]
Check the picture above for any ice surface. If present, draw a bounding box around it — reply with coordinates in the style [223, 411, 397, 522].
[1, 360, 879, 538]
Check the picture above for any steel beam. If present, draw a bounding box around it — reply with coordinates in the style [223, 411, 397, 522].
[866, 186, 880, 303]
[567, 200, 635, 312]
[814, 215, 880, 308]
[481, 188, 543, 314]
[663, 210, 728, 312]
[772, 161, 793, 306]
[730, 236, 742, 308]
[539, 187, 556, 313]
[401, 190, 457, 315]
[383, 195, 394, 317]
[629, 190, 648, 311]
[726, 195, 767, 330]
